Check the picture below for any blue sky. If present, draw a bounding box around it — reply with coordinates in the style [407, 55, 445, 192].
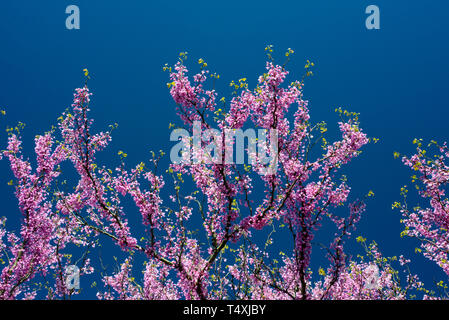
[0, 1, 448, 298]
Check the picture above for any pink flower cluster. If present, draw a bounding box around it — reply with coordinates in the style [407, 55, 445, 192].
[399, 141, 449, 277]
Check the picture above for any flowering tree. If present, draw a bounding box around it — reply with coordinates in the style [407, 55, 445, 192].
[395, 139, 449, 290]
[0, 49, 439, 300]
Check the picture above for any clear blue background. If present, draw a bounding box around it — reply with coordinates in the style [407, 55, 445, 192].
[0, 0, 448, 298]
